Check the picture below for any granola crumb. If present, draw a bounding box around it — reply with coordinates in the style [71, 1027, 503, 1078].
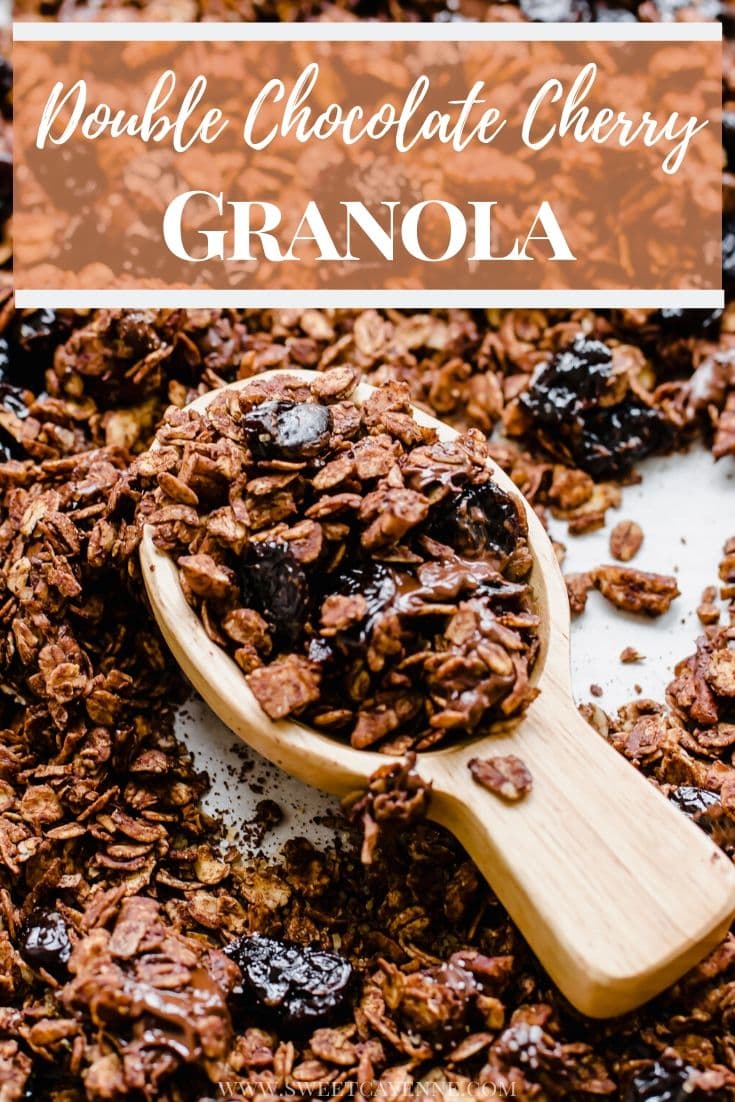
[610, 519, 644, 562]
[620, 646, 645, 664]
[565, 571, 593, 617]
[697, 586, 721, 625]
[590, 683, 604, 698]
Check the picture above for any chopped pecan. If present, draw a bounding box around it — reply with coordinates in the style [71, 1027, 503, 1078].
[468, 755, 533, 801]
[697, 586, 721, 625]
[565, 571, 593, 617]
[592, 565, 680, 617]
[609, 519, 643, 562]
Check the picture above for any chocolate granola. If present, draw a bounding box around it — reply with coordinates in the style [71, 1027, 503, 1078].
[140, 371, 541, 751]
[0, 298, 733, 1100]
[1, 12, 735, 1089]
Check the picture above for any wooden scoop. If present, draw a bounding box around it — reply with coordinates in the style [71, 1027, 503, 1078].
[140, 371, 735, 1019]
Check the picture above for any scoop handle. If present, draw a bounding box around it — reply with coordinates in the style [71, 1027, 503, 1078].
[426, 696, 735, 1018]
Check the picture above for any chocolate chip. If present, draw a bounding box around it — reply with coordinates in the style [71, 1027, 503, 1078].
[20, 909, 72, 978]
[669, 785, 721, 833]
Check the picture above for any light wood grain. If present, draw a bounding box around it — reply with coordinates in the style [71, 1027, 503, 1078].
[140, 371, 735, 1019]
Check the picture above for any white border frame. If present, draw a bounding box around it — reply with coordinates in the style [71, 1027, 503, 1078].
[12, 22, 723, 40]
[14, 291, 725, 308]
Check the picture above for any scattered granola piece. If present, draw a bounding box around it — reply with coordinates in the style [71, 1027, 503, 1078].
[697, 586, 721, 626]
[468, 755, 533, 801]
[713, 391, 735, 459]
[554, 483, 622, 535]
[620, 646, 644, 664]
[547, 465, 594, 510]
[565, 571, 593, 617]
[62, 897, 236, 1080]
[720, 538, 735, 585]
[590, 684, 603, 698]
[592, 565, 680, 617]
[610, 519, 643, 562]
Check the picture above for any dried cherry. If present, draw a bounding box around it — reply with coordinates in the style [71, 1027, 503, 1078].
[724, 214, 735, 290]
[645, 0, 713, 15]
[0, 57, 11, 119]
[525, 336, 612, 416]
[575, 402, 671, 479]
[724, 110, 735, 169]
[324, 558, 401, 648]
[20, 909, 72, 978]
[115, 312, 163, 359]
[8, 309, 70, 393]
[624, 1058, 695, 1102]
[243, 400, 332, 462]
[427, 480, 521, 559]
[225, 933, 352, 1028]
[593, 3, 636, 17]
[520, 0, 592, 17]
[654, 308, 722, 338]
[330, 559, 398, 620]
[241, 542, 310, 649]
[521, 336, 671, 478]
[0, 151, 11, 229]
[0, 340, 31, 461]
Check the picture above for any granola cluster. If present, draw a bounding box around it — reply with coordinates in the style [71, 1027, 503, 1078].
[140, 370, 540, 752]
[342, 752, 432, 861]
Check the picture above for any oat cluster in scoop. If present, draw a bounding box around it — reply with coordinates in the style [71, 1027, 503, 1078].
[141, 368, 540, 752]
